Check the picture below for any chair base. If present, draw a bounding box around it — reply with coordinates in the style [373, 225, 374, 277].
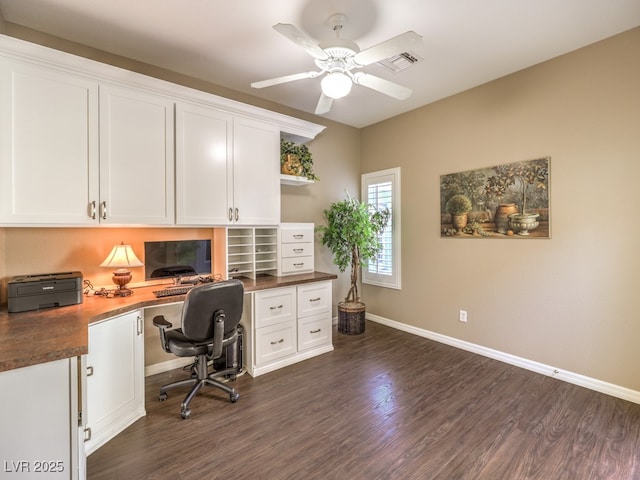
[158, 354, 239, 419]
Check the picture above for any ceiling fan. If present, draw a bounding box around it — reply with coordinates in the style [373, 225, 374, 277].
[251, 14, 422, 114]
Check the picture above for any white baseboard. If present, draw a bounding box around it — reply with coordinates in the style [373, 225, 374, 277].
[145, 357, 193, 377]
[366, 313, 640, 405]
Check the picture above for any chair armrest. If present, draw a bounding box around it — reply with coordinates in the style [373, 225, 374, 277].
[152, 315, 173, 353]
[153, 315, 173, 330]
[211, 311, 225, 359]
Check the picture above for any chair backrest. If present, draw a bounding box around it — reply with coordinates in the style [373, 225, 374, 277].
[180, 280, 244, 342]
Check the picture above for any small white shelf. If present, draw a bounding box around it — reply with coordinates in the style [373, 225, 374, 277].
[280, 174, 315, 186]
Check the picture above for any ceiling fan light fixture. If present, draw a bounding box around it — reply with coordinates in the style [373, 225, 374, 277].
[321, 72, 352, 99]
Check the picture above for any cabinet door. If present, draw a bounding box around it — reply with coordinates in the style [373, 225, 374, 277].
[232, 116, 280, 225]
[99, 84, 175, 224]
[175, 102, 233, 225]
[85, 311, 145, 455]
[0, 358, 80, 479]
[0, 60, 99, 224]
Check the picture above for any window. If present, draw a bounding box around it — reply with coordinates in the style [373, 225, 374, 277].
[361, 167, 401, 289]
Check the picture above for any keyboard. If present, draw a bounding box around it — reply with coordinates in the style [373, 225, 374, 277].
[153, 286, 193, 298]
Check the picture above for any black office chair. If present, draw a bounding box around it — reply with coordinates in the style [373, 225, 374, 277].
[152, 279, 243, 419]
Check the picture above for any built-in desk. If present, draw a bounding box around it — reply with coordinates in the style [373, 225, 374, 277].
[0, 271, 336, 477]
[0, 271, 336, 373]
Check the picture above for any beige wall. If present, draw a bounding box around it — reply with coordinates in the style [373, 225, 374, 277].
[361, 27, 640, 391]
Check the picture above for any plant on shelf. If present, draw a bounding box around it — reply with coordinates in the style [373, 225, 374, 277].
[316, 192, 390, 335]
[280, 139, 319, 181]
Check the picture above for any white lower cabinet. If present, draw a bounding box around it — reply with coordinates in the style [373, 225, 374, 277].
[84, 310, 145, 455]
[247, 281, 332, 376]
[0, 358, 82, 479]
[255, 321, 297, 365]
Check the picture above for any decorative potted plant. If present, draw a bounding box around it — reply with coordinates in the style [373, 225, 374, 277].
[316, 192, 390, 335]
[280, 139, 319, 181]
[445, 194, 472, 234]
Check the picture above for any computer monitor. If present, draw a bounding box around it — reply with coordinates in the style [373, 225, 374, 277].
[144, 239, 212, 280]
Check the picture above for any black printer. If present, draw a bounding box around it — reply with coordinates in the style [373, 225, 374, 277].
[8, 271, 83, 313]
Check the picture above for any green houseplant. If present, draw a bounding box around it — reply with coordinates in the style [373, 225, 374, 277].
[316, 192, 390, 335]
[280, 139, 319, 181]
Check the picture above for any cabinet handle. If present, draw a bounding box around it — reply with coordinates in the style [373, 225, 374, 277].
[234, 208, 239, 221]
[270, 338, 284, 345]
[293, 234, 304, 239]
[310, 328, 322, 334]
[269, 304, 283, 310]
[293, 248, 304, 253]
[89, 201, 96, 220]
[309, 297, 321, 302]
[83, 427, 92, 442]
[293, 263, 304, 268]
[86, 366, 94, 377]
[100, 201, 107, 220]
[228, 208, 233, 222]
[136, 316, 143, 336]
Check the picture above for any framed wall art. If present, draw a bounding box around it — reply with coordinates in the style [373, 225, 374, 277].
[440, 157, 550, 238]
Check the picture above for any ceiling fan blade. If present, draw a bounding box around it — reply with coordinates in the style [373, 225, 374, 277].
[251, 71, 321, 89]
[352, 72, 412, 100]
[353, 31, 422, 66]
[273, 23, 329, 60]
[315, 93, 333, 114]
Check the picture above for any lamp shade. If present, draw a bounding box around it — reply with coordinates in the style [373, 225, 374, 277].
[100, 243, 143, 268]
[321, 72, 352, 99]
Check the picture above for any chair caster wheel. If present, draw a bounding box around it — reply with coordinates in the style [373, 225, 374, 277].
[180, 408, 191, 419]
[158, 392, 167, 401]
[230, 392, 239, 403]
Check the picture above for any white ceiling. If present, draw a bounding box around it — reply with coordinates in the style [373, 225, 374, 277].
[1, 0, 639, 128]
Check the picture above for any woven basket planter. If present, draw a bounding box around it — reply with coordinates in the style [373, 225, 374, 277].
[281, 154, 303, 176]
[338, 301, 366, 335]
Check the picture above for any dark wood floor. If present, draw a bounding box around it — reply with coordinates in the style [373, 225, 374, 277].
[88, 321, 640, 480]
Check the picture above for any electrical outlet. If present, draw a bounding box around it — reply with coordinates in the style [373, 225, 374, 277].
[459, 310, 468, 322]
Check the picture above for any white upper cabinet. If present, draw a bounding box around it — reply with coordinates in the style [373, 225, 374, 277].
[0, 60, 99, 224]
[232, 116, 280, 225]
[175, 101, 233, 225]
[0, 35, 325, 227]
[176, 104, 280, 226]
[99, 84, 175, 224]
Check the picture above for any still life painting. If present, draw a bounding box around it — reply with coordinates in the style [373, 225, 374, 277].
[440, 157, 550, 238]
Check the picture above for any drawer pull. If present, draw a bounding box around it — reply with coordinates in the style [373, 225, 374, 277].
[270, 338, 285, 345]
[309, 297, 321, 302]
[293, 234, 304, 239]
[293, 248, 304, 253]
[310, 328, 322, 334]
[269, 305, 283, 310]
[293, 263, 304, 267]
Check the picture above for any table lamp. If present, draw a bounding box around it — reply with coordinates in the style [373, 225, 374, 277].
[100, 242, 144, 297]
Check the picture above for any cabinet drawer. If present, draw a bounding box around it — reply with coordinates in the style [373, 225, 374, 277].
[298, 313, 332, 351]
[281, 228, 313, 244]
[256, 321, 296, 364]
[297, 282, 330, 318]
[281, 243, 313, 258]
[254, 287, 296, 328]
[282, 256, 314, 274]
